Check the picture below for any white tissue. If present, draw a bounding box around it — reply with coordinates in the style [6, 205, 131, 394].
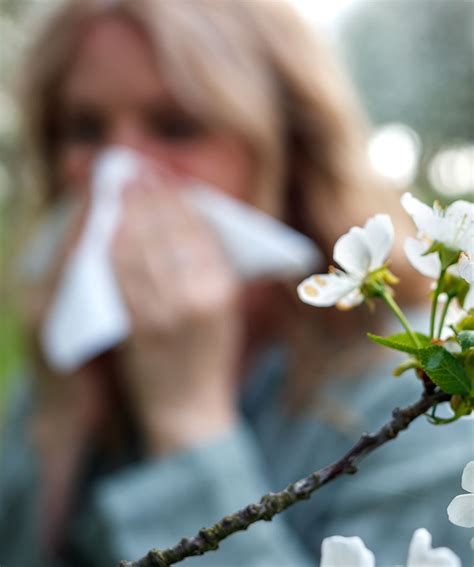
[40, 147, 321, 372]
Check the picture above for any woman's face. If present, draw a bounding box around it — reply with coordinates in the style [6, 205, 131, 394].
[54, 15, 256, 201]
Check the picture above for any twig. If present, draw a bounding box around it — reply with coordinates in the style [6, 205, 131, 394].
[118, 387, 450, 567]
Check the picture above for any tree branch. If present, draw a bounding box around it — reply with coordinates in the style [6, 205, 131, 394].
[118, 387, 450, 567]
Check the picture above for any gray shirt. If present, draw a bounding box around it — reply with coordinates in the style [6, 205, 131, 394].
[1, 346, 472, 567]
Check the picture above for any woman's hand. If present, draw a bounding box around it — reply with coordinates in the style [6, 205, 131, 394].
[112, 170, 242, 455]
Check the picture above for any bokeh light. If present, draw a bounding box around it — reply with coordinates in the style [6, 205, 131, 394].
[428, 145, 474, 198]
[368, 123, 421, 188]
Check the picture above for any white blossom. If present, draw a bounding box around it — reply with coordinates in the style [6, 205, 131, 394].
[406, 528, 461, 567]
[320, 536, 375, 567]
[298, 214, 394, 309]
[404, 236, 441, 279]
[447, 461, 474, 528]
[402, 194, 474, 302]
[319, 529, 460, 567]
[438, 295, 473, 340]
[458, 252, 474, 285]
[404, 238, 474, 311]
[401, 193, 474, 255]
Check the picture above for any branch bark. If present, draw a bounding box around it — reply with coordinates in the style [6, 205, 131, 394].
[118, 387, 450, 567]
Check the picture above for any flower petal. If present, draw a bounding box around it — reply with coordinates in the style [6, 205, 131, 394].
[401, 192, 433, 219]
[461, 461, 474, 493]
[445, 199, 474, 219]
[320, 536, 375, 567]
[465, 231, 474, 257]
[445, 201, 474, 246]
[434, 200, 473, 251]
[438, 201, 470, 248]
[458, 253, 474, 285]
[443, 340, 462, 354]
[364, 214, 394, 270]
[401, 193, 437, 236]
[336, 288, 365, 310]
[401, 193, 474, 252]
[447, 494, 474, 528]
[464, 284, 474, 310]
[333, 227, 371, 276]
[297, 273, 359, 307]
[406, 528, 461, 567]
[404, 237, 441, 278]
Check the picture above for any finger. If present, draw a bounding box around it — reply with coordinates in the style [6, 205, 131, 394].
[113, 186, 185, 333]
[119, 174, 213, 279]
[113, 173, 238, 332]
[141, 174, 230, 266]
[141, 175, 239, 305]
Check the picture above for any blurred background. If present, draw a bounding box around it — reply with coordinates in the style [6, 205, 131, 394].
[1, 0, 473, 420]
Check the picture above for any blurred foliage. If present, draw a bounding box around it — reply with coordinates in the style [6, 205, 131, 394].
[337, 0, 474, 200]
[0, 0, 30, 415]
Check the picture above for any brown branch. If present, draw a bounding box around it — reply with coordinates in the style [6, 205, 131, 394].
[118, 387, 450, 567]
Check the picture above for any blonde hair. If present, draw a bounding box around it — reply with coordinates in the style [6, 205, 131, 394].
[18, 0, 424, 404]
[20, 0, 395, 242]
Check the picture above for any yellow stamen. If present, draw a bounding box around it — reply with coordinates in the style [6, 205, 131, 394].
[336, 301, 352, 311]
[303, 284, 319, 297]
[312, 275, 327, 286]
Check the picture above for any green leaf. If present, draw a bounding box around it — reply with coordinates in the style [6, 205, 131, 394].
[419, 346, 470, 395]
[392, 358, 421, 377]
[456, 314, 474, 331]
[367, 332, 430, 355]
[464, 350, 474, 385]
[458, 330, 474, 351]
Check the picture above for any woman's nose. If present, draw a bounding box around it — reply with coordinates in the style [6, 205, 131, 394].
[107, 116, 149, 153]
[106, 117, 174, 170]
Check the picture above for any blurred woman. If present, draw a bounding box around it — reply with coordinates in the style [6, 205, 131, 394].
[0, 1, 470, 566]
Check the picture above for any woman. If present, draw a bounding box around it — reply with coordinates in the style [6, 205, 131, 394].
[1, 1, 471, 566]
